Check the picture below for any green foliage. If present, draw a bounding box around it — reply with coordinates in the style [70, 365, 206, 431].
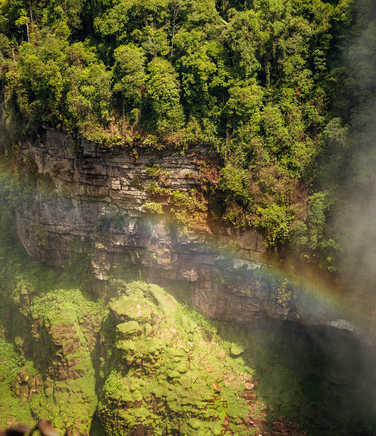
[0, 0, 363, 255]
[144, 57, 184, 133]
[220, 165, 251, 205]
[142, 201, 164, 214]
[66, 49, 113, 131]
[113, 43, 146, 121]
[169, 189, 208, 228]
[291, 192, 340, 271]
[2, 33, 113, 139]
[225, 82, 264, 130]
[255, 203, 294, 247]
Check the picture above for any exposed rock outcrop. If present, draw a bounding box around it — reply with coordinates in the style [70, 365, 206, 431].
[12, 130, 347, 326]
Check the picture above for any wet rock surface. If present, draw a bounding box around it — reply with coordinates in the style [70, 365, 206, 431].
[13, 129, 351, 328]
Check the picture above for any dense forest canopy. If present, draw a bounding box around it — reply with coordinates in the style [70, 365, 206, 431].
[1, 0, 376, 271]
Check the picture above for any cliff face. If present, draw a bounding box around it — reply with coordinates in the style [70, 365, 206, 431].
[12, 130, 342, 326]
[0, 198, 372, 436]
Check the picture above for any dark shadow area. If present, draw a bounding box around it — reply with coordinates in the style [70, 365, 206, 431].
[215, 317, 376, 436]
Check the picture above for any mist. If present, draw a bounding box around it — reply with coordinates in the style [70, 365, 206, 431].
[312, 0, 376, 333]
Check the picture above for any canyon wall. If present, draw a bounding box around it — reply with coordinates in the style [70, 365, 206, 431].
[12, 130, 343, 326]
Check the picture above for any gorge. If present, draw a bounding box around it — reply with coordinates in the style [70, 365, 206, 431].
[1, 0, 376, 434]
[0, 127, 375, 435]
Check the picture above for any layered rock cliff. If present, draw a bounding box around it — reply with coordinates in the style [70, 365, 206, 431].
[0, 198, 374, 436]
[11, 129, 345, 326]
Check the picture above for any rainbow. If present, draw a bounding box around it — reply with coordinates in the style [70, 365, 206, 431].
[0, 156, 372, 336]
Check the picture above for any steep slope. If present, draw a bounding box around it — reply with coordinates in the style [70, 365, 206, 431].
[1, 196, 376, 435]
[0, 205, 271, 434]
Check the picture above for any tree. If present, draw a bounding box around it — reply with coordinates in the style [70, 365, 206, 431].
[144, 57, 184, 133]
[113, 43, 146, 122]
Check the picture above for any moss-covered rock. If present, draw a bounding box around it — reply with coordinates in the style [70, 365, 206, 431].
[110, 296, 153, 323]
[230, 342, 245, 357]
[0, 203, 298, 435]
[117, 321, 141, 338]
[97, 281, 266, 435]
[0, 339, 35, 428]
[0, 208, 106, 434]
[0, 244, 268, 436]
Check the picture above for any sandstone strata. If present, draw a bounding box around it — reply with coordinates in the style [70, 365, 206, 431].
[14, 129, 343, 326]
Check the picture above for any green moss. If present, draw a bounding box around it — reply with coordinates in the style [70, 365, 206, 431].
[117, 321, 141, 338]
[0, 207, 106, 434]
[0, 338, 35, 428]
[97, 282, 264, 435]
[142, 202, 163, 214]
[0, 201, 290, 434]
[145, 165, 170, 183]
[230, 342, 245, 357]
[33, 224, 49, 248]
[110, 296, 153, 323]
[21, 288, 105, 433]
